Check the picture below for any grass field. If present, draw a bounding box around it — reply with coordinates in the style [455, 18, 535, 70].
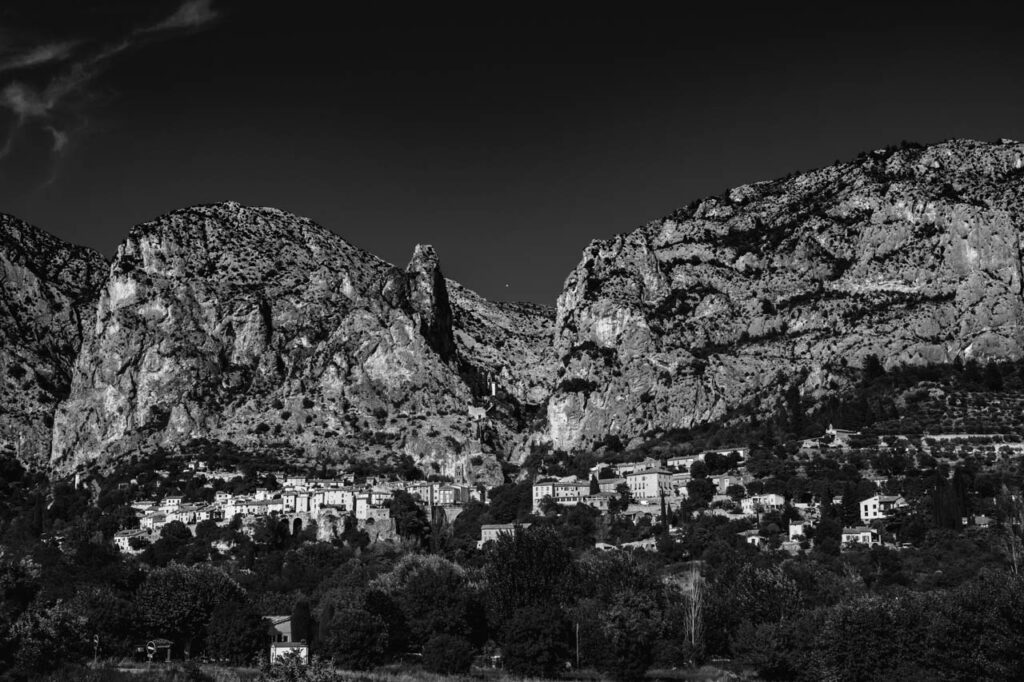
[37, 661, 751, 682]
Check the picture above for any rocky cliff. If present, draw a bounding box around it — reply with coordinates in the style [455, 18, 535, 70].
[49, 202, 553, 476]
[546, 139, 1024, 451]
[0, 215, 108, 463]
[8, 138, 1024, 471]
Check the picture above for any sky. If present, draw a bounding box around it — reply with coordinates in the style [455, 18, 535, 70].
[1, 2, 1024, 304]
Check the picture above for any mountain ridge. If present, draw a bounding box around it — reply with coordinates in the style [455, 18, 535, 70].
[4, 138, 1024, 472]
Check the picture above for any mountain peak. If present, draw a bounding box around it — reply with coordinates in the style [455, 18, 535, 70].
[406, 243, 456, 362]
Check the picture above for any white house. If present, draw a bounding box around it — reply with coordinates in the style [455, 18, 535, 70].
[859, 495, 905, 522]
[139, 512, 167, 531]
[705, 446, 748, 460]
[478, 522, 531, 549]
[269, 642, 308, 666]
[710, 474, 743, 495]
[666, 453, 705, 470]
[283, 490, 312, 513]
[741, 493, 786, 516]
[313, 487, 350, 509]
[251, 499, 284, 516]
[166, 505, 194, 525]
[436, 484, 472, 505]
[626, 469, 673, 500]
[159, 495, 183, 513]
[130, 499, 157, 513]
[614, 458, 661, 477]
[841, 526, 880, 547]
[789, 521, 808, 541]
[825, 424, 858, 447]
[532, 478, 589, 511]
[597, 477, 626, 494]
[113, 528, 151, 553]
[670, 472, 691, 494]
[738, 529, 766, 547]
[584, 492, 614, 511]
[196, 504, 223, 523]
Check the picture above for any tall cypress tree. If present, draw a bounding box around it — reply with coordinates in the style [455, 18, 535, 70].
[292, 599, 313, 644]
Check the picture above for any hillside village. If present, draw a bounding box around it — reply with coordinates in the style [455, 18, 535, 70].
[98, 412, 1015, 566]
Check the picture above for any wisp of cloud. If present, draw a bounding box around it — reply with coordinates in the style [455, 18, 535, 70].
[0, 0, 222, 182]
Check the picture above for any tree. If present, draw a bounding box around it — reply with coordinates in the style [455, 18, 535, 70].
[8, 602, 90, 675]
[251, 515, 291, 550]
[539, 495, 561, 516]
[996, 486, 1024, 575]
[501, 605, 571, 677]
[862, 354, 885, 381]
[932, 474, 963, 530]
[423, 633, 475, 674]
[364, 589, 410, 657]
[840, 481, 861, 527]
[614, 482, 634, 507]
[812, 516, 842, 556]
[483, 526, 574, 630]
[320, 608, 388, 670]
[389, 490, 429, 546]
[160, 520, 192, 543]
[686, 479, 716, 507]
[371, 554, 484, 647]
[598, 590, 662, 681]
[684, 565, 704, 661]
[984, 361, 1004, 390]
[205, 600, 267, 664]
[291, 600, 312, 645]
[487, 482, 533, 523]
[135, 564, 246, 656]
[65, 585, 134, 658]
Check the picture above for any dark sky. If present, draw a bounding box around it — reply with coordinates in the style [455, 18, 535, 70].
[1, 2, 1023, 304]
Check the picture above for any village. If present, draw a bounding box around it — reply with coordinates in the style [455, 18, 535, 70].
[107, 422, 1000, 569]
[111, 464, 486, 557]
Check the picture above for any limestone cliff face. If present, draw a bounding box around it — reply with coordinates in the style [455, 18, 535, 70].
[0, 215, 108, 463]
[18, 138, 1024, 469]
[546, 139, 1024, 451]
[448, 282, 556, 406]
[50, 203, 549, 475]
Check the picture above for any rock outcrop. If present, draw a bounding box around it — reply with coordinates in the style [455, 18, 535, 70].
[49, 202, 552, 475]
[545, 139, 1024, 451]
[0, 215, 108, 463]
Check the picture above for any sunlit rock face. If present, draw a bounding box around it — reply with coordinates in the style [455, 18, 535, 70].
[17, 139, 1024, 470]
[51, 202, 553, 478]
[544, 139, 1024, 451]
[0, 215, 108, 464]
